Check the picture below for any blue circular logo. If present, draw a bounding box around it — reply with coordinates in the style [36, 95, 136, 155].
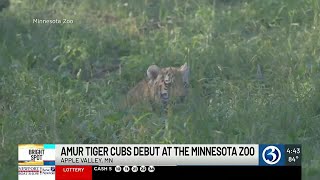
[262, 146, 281, 165]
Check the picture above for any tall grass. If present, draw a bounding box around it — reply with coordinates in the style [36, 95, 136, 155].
[0, 0, 319, 179]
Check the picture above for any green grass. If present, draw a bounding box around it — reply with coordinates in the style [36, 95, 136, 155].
[0, 0, 320, 179]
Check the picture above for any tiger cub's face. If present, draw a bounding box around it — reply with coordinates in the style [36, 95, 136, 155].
[126, 63, 190, 111]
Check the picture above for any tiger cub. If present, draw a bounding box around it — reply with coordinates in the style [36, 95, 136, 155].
[125, 63, 190, 112]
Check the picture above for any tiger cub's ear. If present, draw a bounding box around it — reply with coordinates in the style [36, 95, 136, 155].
[180, 62, 188, 72]
[147, 65, 160, 80]
[180, 62, 189, 83]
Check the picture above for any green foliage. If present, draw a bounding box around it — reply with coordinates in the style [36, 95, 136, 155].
[0, 0, 9, 11]
[1, 0, 320, 179]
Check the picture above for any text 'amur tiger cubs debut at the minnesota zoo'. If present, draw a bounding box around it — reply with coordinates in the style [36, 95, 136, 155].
[124, 62, 190, 114]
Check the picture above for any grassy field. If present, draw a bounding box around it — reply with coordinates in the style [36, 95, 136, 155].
[0, 0, 320, 179]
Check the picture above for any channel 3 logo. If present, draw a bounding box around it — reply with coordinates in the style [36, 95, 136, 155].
[259, 144, 284, 166]
[262, 146, 281, 165]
